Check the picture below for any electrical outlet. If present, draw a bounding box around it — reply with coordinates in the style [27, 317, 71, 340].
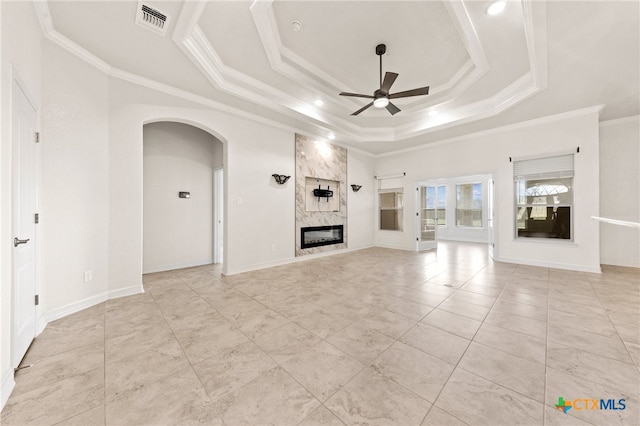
[84, 271, 93, 283]
[271, 244, 276, 252]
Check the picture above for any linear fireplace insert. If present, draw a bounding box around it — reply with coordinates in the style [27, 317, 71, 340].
[301, 225, 344, 249]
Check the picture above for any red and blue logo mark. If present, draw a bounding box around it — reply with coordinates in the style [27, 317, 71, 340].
[555, 397, 626, 414]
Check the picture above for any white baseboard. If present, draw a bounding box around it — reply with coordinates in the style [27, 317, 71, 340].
[143, 259, 213, 274]
[44, 291, 110, 324]
[42, 285, 145, 327]
[223, 246, 375, 276]
[1, 367, 15, 412]
[373, 243, 415, 251]
[108, 284, 145, 300]
[497, 256, 602, 273]
[438, 236, 489, 244]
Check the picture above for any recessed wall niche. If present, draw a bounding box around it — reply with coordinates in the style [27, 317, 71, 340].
[295, 134, 347, 256]
[305, 177, 340, 212]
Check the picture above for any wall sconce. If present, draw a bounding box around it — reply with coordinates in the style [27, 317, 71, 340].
[272, 174, 291, 185]
[179, 192, 191, 198]
[351, 184, 362, 192]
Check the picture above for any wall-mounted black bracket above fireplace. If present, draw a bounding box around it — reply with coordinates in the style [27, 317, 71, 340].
[301, 225, 343, 249]
[313, 185, 333, 202]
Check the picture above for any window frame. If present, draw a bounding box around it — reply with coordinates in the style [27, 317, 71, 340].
[436, 185, 447, 227]
[378, 188, 404, 232]
[513, 154, 574, 241]
[455, 182, 483, 228]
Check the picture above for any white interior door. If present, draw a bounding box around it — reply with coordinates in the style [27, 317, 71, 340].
[12, 80, 38, 368]
[416, 185, 438, 251]
[488, 177, 496, 259]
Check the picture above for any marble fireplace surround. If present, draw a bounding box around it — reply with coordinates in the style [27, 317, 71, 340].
[295, 133, 347, 256]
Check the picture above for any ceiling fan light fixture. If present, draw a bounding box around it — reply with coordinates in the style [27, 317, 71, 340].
[339, 43, 429, 116]
[373, 97, 389, 108]
[487, 0, 506, 15]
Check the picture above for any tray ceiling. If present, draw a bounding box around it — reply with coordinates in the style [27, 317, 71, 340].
[39, 1, 639, 154]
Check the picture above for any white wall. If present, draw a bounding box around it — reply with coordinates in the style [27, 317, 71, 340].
[143, 122, 222, 273]
[599, 116, 640, 267]
[108, 79, 286, 280]
[39, 40, 110, 315]
[347, 150, 376, 251]
[107, 78, 376, 280]
[375, 107, 602, 272]
[0, 1, 43, 409]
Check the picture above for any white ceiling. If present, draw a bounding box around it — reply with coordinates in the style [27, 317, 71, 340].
[39, 1, 639, 155]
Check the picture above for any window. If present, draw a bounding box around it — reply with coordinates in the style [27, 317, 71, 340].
[379, 188, 403, 231]
[514, 154, 573, 240]
[423, 186, 447, 226]
[456, 183, 482, 227]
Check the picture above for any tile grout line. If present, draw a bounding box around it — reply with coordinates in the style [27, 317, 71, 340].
[415, 258, 501, 425]
[182, 273, 338, 424]
[588, 274, 640, 367]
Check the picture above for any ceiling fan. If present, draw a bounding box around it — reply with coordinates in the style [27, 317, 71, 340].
[339, 44, 430, 116]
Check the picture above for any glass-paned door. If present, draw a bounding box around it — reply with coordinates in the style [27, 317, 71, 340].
[417, 185, 438, 250]
[488, 178, 496, 259]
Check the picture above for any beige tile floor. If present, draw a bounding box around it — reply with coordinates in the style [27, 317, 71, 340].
[2, 242, 639, 425]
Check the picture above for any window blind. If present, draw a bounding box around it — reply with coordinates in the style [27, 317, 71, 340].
[514, 154, 574, 179]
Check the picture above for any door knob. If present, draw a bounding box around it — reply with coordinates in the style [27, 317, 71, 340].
[14, 238, 30, 247]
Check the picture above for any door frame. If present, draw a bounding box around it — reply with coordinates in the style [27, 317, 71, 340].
[213, 168, 223, 264]
[415, 183, 439, 251]
[11, 73, 41, 368]
[487, 176, 498, 259]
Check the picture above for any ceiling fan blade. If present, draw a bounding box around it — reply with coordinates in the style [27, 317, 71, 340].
[351, 102, 374, 116]
[339, 92, 375, 99]
[380, 72, 398, 94]
[388, 86, 430, 99]
[386, 102, 401, 115]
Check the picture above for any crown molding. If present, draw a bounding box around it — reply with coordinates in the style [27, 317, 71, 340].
[599, 115, 640, 127]
[377, 105, 605, 158]
[522, 0, 548, 92]
[33, 0, 549, 149]
[31, 2, 336, 143]
[33, 1, 111, 74]
[250, 0, 488, 113]
[175, 0, 545, 142]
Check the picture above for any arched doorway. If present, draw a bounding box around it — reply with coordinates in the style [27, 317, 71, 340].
[142, 121, 224, 273]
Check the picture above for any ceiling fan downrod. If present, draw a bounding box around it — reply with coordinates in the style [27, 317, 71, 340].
[376, 43, 386, 88]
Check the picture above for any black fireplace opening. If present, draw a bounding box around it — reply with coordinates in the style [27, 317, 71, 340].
[301, 225, 344, 249]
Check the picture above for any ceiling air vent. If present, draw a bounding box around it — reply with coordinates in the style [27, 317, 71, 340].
[135, 2, 170, 36]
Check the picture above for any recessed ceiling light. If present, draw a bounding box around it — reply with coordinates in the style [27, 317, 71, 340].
[291, 20, 302, 32]
[328, 133, 336, 140]
[487, 0, 506, 15]
[314, 99, 324, 107]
